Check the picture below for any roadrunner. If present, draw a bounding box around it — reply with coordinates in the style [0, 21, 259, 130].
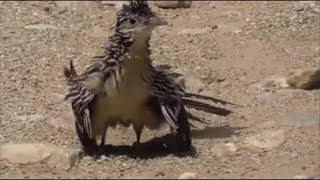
[64, 0, 233, 154]
[64, 1, 191, 154]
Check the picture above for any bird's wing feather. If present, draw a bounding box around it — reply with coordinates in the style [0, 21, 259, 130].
[150, 66, 184, 130]
[64, 60, 115, 140]
[66, 81, 96, 139]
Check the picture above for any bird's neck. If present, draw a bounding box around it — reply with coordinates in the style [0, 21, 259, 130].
[106, 30, 152, 62]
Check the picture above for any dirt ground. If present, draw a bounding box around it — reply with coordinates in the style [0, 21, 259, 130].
[0, 1, 319, 179]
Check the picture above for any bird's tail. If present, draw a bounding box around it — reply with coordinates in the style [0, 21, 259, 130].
[182, 97, 234, 128]
[63, 60, 78, 87]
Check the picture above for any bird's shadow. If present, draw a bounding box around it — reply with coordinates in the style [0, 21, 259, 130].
[191, 125, 245, 139]
[91, 133, 197, 160]
[83, 125, 244, 160]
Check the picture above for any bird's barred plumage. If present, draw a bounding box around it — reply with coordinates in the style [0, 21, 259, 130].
[64, 1, 234, 155]
[64, 0, 192, 153]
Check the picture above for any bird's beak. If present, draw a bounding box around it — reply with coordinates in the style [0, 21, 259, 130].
[150, 16, 168, 26]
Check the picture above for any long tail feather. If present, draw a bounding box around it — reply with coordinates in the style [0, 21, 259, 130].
[186, 111, 209, 124]
[184, 92, 240, 107]
[64, 60, 77, 79]
[182, 98, 232, 116]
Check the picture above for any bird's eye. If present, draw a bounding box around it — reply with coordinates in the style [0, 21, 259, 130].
[129, 18, 136, 24]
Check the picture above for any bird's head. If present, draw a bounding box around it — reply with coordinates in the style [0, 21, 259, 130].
[115, 1, 167, 36]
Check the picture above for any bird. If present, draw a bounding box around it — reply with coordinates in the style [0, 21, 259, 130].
[64, 0, 234, 155]
[64, 0, 192, 155]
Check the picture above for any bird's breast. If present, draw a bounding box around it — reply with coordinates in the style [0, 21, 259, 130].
[93, 55, 156, 128]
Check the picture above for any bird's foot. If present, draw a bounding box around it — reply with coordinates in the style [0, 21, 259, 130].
[132, 141, 143, 150]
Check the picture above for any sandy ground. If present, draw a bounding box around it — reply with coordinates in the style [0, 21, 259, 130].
[0, 1, 319, 179]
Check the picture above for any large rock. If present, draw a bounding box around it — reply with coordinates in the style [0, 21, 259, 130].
[0, 143, 80, 170]
[0, 143, 53, 164]
[287, 68, 320, 90]
[155, 1, 192, 8]
[244, 130, 286, 149]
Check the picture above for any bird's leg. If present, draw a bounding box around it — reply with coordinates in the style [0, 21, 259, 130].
[133, 123, 144, 147]
[97, 126, 107, 155]
[99, 126, 107, 147]
[175, 106, 191, 152]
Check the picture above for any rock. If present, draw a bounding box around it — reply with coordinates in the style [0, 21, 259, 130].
[101, 1, 128, 10]
[0, 143, 80, 170]
[24, 24, 58, 30]
[0, 143, 53, 164]
[16, 113, 44, 122]
[278, 111, 319, 127]
[293, 175, 308, 179]
[172, 69, 205, 93]
[178, 27, 213, 35]
[287, 68, 320, 90]
[47, 147, 80, 170]
[225, 143, 238, 153]
[49, 107, 74, 130]
[155, 1, 192, 9]
[49, 117, 74, 130]
[90, 25, 107, 39]
[211, 143, 238, 156]
[178, 172, 198, 179]
[244, 130, 286, 149]
[250, 76, 289, 91]
[55, 1, 93, 10]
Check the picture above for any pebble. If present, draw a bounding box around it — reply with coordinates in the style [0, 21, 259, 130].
[24, 24, 58, 30]
[155, 1, 192, 9]
[244, 130, 286, 149]
[178, 172, 198, 179]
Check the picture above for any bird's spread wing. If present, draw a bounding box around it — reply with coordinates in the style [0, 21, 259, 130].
[64, 61, 97, 139]
[66, 82, 95, 139]
[149, 66, 185, 130]
[64, 60, 114, 139]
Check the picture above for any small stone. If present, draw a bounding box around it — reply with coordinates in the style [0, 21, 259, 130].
[211, 143, 238, 156]
[174, 69, 205, 93]
[25, 24, 58, 30]
[225, 143, 238, 153]
[156, 66, 205, 93]
[250, 76, 289, 91]
[55, 1, 93, 9]
[49, 117, 74, 130]
[155, 171, 165, 177]
[49, 108, 74, 130]
[47, 148, 80, 170]
[293, 175, 308, 179]
[155, 1, 192, 9]
[244, 130, 286, 149]
[90, 25, 107, 39]
[278, 111, 319, 127]
[287, 68, 320, 90]
[101, 1, 128, 10]
[178, 172, 198, 179]
[178, 27, 212, 35]
[16, 114, 44, 122]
